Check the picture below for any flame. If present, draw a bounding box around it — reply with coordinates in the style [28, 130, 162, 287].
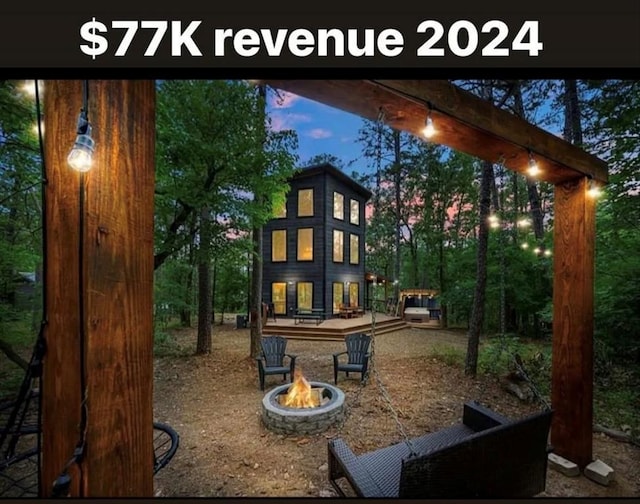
[281, 368, 320, 408]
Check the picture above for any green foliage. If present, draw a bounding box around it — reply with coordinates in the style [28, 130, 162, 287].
[428, 344, 465, 367]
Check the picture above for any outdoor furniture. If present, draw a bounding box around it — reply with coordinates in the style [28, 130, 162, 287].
[328, 401, 553, 498]
[294, 308, 324, 325]
[256, 335, 297, 390]
[333, 333, 371, 384]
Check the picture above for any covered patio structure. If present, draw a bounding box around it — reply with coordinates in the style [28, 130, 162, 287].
[42, 79, 607, 496]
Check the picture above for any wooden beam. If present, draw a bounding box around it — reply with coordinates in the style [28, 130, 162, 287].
[42, 80, 83, 497]
[43, 80, 155, 496]
[259, 80, 608, 185]
[551, 176, 595, 468]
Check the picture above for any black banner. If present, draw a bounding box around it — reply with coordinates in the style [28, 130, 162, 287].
[0, 0, 638, 74]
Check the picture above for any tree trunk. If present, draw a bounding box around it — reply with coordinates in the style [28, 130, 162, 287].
[563, 80, 583, 146]
[465, 159, 493, 376]
[196, 207, 212, 354]
[250, 84, 267, 359]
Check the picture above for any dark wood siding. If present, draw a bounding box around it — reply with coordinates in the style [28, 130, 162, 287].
[263, 164, 369, 315]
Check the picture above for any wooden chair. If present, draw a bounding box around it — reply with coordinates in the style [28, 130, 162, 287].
[256, 335, 297, 390]
[333, 333, 371, 384]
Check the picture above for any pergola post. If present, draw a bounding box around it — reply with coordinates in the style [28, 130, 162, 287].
[42, 80, 155, 496]
[551, 176, 596, 468]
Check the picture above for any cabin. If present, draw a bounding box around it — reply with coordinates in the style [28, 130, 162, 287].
[262, 163, 372, 318]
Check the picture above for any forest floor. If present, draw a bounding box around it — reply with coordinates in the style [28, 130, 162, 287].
[152, 319, 640, 498]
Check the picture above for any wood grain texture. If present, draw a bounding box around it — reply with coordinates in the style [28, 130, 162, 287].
[83, 80, 155, 496]
[259, 80, 608, 185]
[42, 79, 84, 497]
[42, 80, 155, 496]
[551, 177, 595, 468]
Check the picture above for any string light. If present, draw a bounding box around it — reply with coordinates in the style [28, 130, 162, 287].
[587, 177, 602, 198]
[527, 152, 540, 177]
[422, 114, 435, 138]
[488, 214, 501, 228]
[422, 104, 435, 138]
[521, 242, 529, 250]
[67, 81, 95, 172]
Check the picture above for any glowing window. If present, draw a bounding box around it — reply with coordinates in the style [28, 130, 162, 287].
[271, 230, 287, 262]
[350, 199, 360, 225]
[350, 234, 359, 264]
[333, 192, 344, 220]
[298, 188, 314, 217]
[333, 229, 344, 262]
[297, 228, 313, 261]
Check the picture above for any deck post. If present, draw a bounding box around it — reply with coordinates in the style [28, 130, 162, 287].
[551, 176, 595, 468]
[43, 80, 155, 496]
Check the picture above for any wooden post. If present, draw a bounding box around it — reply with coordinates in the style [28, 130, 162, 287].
[43, 80, 155, 496]
[551, 176, 595, 468]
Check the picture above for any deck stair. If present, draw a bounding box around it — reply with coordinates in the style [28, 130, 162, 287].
[262, 314, 408, 341]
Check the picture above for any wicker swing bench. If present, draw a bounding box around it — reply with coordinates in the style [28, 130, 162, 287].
[328, 401, 553, 498]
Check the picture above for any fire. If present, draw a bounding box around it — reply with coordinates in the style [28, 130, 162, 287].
[281, 368, 321, 408]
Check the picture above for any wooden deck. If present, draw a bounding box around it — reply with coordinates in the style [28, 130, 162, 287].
[262, 312, 409, 341]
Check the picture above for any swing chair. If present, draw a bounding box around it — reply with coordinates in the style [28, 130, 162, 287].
[327, 298, 553, 498]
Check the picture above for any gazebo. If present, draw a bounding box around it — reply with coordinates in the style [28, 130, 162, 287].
[41, 80, 606, 496]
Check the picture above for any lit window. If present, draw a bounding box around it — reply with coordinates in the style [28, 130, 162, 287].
[349, 282, 359, 307]
[350, 234, 359, 264]
[297, 228, 313, 261]
[271, 230, 287, 262]
[333, 229, 344, 262]
[297, 282, 313, 311]
[274, 200, 286, 218]
[272, 283, 287, 315]
[333, 192, 344, 220]
[298, 188, 314, 217]
[332, 282, 344, 313]
[350, 199, 359, 225]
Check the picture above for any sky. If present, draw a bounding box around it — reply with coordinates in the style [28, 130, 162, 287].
[267, 89, 373, 175]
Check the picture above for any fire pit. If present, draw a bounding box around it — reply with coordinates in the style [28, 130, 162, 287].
[261, 370, 345, 435]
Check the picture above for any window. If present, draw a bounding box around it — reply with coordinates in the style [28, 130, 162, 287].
[298, 188, 314, 217]
[350, 199, 360, 225]
[274, 200, 286, 218]
[297, 228, 313, 261]
[333, 192, 344, 220]
[297, 282, 313, 311]
[349, 282, 359, 307]
[349, 234, 359, 264]
[333, 282, 344, 313]
[271, 230, 287, 262]
[272, 283, 287, 315]
[333, 229, 344, 262]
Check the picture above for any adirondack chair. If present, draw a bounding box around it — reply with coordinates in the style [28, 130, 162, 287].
[333, 333, 371, 384]
[256, 335, 297, 390]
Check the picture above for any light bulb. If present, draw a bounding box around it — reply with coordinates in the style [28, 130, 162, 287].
[67, 129, 95, 172]
[587, 179, 602, 198]
[527, 155, 540, 177]
[521, 242, 529, 249]
[422, 116, 435, 138]
[68, 112, 95, 172]
[517, 218, 531, 227]
[543, 249, 552, 257]
[488, 214, 500, 228]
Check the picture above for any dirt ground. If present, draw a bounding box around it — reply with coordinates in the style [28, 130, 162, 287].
[152, 321, 640, 498]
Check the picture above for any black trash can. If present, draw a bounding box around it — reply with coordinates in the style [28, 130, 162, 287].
[236, 314, 247, 329]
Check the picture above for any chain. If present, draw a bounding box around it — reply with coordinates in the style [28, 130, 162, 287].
[333, 300, 417, 456]
[368, 300, 418, 455]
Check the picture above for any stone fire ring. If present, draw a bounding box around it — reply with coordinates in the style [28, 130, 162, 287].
[261, 382, 345, 435]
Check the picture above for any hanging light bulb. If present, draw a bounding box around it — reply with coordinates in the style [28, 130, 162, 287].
[543, 249, 552, 257]
[67, 110, 95, 172]
[527, 152, 540, 177]
[521, 242, 529, 250]
[422, 114, 435, 138]
[488, 214, 501, 228]
[587, 178, 602, 198]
